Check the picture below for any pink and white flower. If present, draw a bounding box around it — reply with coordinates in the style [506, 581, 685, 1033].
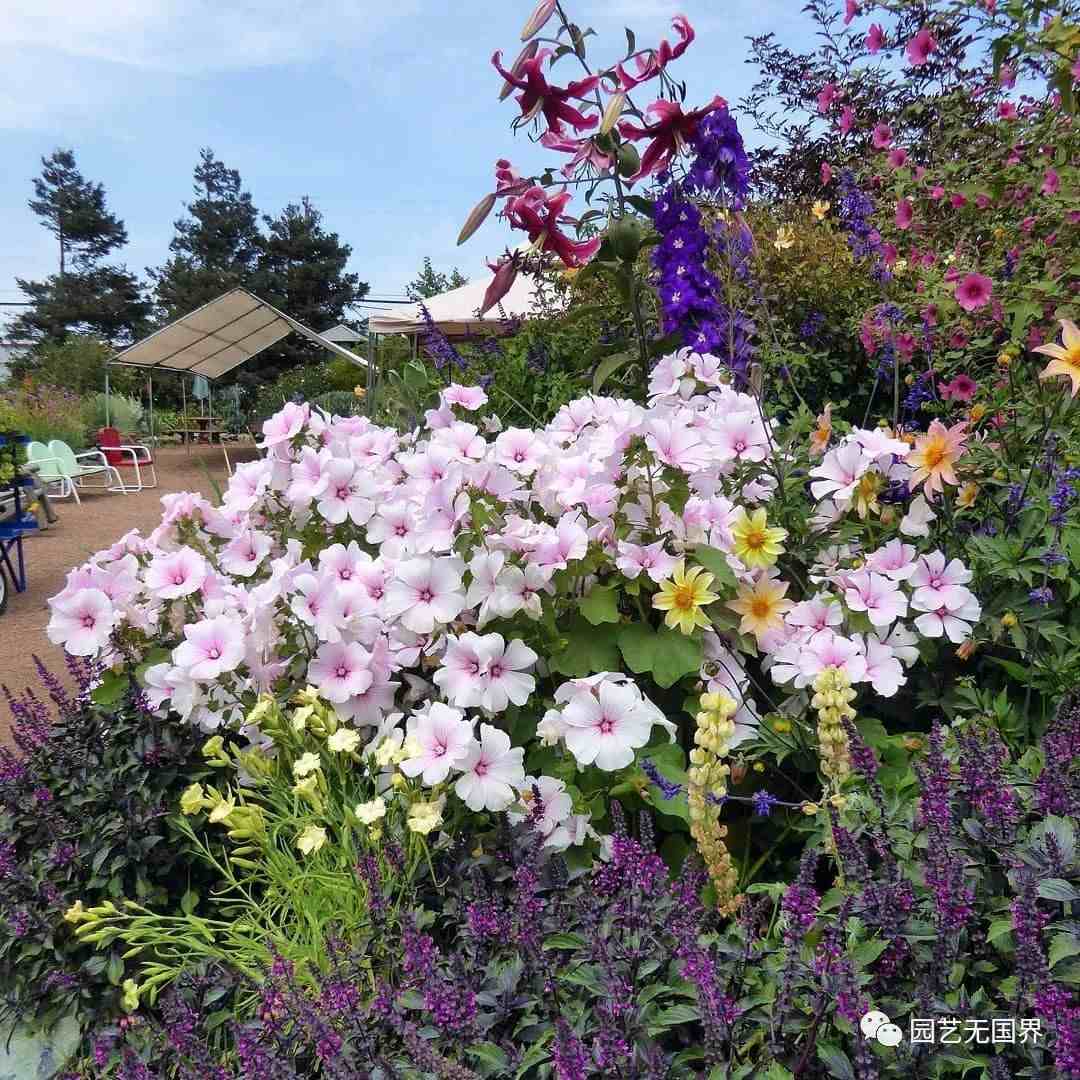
[307, 641, 374, 703]
[173, 615, 246, 679]
[383, 557, 466, 634]
[844, 570, 909, 628]
[454, 723, 526, 811]
[46, 588, 117, 656]
[145, 547, 208, 600]
[561, 680, 655, 771]
[400, 703, 474, 785]
[615, 540, 679, 583]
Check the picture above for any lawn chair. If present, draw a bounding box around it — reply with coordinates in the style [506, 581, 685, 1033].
[25, 441, 76, 501]
[96, 427, 157, 491]
[46, 440, 127, 502]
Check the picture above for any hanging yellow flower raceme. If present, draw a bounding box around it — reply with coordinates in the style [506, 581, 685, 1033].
[811, 666, 856, 787]
[687, 691, 741, 916]
[652, 560, 719, 635]
[729, 507, 787, 569]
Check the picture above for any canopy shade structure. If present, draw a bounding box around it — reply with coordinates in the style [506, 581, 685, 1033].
[366, 273, 543, 339]
[112, 288, 366, 380]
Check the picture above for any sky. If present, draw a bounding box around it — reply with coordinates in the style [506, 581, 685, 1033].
[0, 0, 818, 331]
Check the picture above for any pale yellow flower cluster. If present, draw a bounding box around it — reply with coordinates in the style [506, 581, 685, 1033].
[811, 666, 856, 786]
[687, 691, 741, 916]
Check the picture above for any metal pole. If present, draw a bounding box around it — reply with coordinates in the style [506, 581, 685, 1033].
[105, 364, 111, 429]
[148, 374, 155, 445]
[208, 380, 213, 443]
[181, 375, 189, 455]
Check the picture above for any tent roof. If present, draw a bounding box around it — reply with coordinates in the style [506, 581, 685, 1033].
[366, 273, 542, 339]
[111, 288, 366, 380]
[321, 323, 364, 343]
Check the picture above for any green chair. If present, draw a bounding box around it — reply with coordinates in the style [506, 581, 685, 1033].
[25, 441, 74, 501]
[44, 440, 128, 503]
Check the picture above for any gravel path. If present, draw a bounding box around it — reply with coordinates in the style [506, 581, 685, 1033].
[1, 443, 257, 731]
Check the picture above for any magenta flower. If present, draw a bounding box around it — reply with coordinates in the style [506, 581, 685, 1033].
[999, 63, 1016, 88]
[838, 105, 855, 134]
[1042, 168, 1061, 196]
[998, 101, 1018, 119]
[871, 123, 893, 149]
[887, 148, 908, 169]
[843, 0, 858, 25]
[950, 192, 967, 209]
[616, 14, 694, 90]
[504, 186, 601, 267]
[954, 273, 993, 312]
[816, 83, 839, 114]
[490, 49, 599, 135]
[617, 95, 726, 181]
[479, 256, 519, 316]
[906, 26, 938, 66]
[939, 374, 978, 403]
[866, 23, 885, 53]
[539, 130, 613, 178]
[821, 161, 833, 185]
[895, 198, 914, 230]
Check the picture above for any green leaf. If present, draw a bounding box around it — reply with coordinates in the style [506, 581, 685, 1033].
[1038, 878, 1080, 903]
[549, 618, 620, 677]
[647, 1003, 700, 1034]
[692, 545, 737, 591]
[514, 1038, 551, 1079]
[816, 1042, 855, 1080]
[580, 584, 621, 625]
[852, 938, 890, 970]
[106, 952, 124, 987]
[467, 1043, 510, 1073]
[618, 622, 656, 676]
[543, 933, 588, 950]
[91, 669, 130, 707]
[652, 626, 704, 689]
[180, 890, 199, 916]
[1050, 935, 1080, 969]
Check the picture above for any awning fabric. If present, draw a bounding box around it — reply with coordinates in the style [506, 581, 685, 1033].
[111, 288, 366, 380]
[366, 273, 542, 339]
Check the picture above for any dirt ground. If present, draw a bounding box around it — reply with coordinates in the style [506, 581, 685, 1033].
[0, 442, 260, 729]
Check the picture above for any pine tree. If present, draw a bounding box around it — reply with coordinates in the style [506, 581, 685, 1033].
[13, 149, 148, 344]
[151, 149, 264, 319]
[406, 256, 469, 300]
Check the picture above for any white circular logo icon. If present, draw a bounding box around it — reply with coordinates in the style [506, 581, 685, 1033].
[877, 1023, 903, 1047]
[860, 1010, 903, 1047]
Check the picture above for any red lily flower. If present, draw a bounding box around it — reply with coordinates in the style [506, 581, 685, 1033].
[616, 14, 695, 90]
[491, 49, 600, 135]
[505, 186, 601, 268]
[617, 95, 726, 182]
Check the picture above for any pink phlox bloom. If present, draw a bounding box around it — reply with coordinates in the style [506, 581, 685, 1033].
[494, 427, 545, 474]
[533, 511, 589, 570]
[454, 724, 526, 812]
[858, 634, 905, 697]
[477, 634, 538, 712]
[954, 272, 993, 312]
[865, 539, 918, 581]
[316, 459, 376, 526]
[900, 493, 937, 537]
[466, 551, 507, 626]
[442, 384, 488, 411]
[319, 542, 372, 587]
[225, 460, 271, 512]
[290, 572, 347, 642]
[219, 531, 273, 578]
[844, 569, 909, 628]
[712, 410, 769, 463]
[866, 23, 885, 53]
[400, 703, 474, 786]
[909, 551, 973, 607]
[648, 351, 690, 398]
[838, 106, 855, 134]
[508, 774, 574, 843]
[493, 563, 554, 620]
[308, 641, 374, 704]
[286, 446, 333, 506]
[912, 586, 981, 643]
[787, 594, 843, 633]
[939, 374, 978, 402]
[880, 623, 920, 666]
[561, 680, 656, 771]
[145, 546, 208, 600]
[810, 441, 872, 503]
[646, 418, 708, 471]
[851, 427, 910, 462]
[872, 123, 893, 149]
[173, 615, 246, 680]
[797, 629, 869, 684]
[433, 422, 487, 461]
[895, 198, 914, 229]
[46, 588, 116, 656]
[260, 401, 309, 449]
[906, 26, 938, 66]
[382, 557, 466, 634]
[615, 540, 679, 583]
[1042, 169, 1060, 196]
[434, 632, 491, 708]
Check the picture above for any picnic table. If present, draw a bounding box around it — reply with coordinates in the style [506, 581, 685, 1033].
[175, 415, 225, 447]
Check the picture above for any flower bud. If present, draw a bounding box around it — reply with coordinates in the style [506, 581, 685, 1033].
[616, 143, 640, 178]
[457, 192, 497, 246]
[500, 40, 540, 100]
[520, 0, 557, 41]
[479, 257, 519, 316]
[600, 92, 625, 135]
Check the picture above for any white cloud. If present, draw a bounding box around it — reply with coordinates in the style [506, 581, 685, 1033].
[0, 0, 418, 75]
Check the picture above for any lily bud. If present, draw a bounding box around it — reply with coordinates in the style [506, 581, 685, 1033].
[479, 258, 519, 316]
[457, 192, 496, 246]
[521, 0, 557, 41]
[499, 40, 539, 100]
[616, 143, 640, 178]
[599, 92, 626, 135]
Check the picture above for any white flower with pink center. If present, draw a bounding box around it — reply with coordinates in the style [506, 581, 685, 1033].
[912, 586, 981, 643]
[508, 774, 575, 843]
[858, 634, 905, 697]
[477, 634, 538, 712]
[533, 511, 588, 571]
[787, 594, 843, 633]
[290, 573, 346, 643]
[561, 680, 655, 771]
[173, 615, 245, 679]
[442, 384, 488, 411]
[615, 540, 679, 584]
[318, 541, 371, 587]
[145, 547, 208, 600]
[46, 588, 117, 656]
[454, 724, 526, 812]
[286, 446, 333, 505]
[909, 551, 973, 610]
[219, 531, 273, 578]
[864, 539, 918, 581]
[260, 401, 309, 449]
[465, 551, 506, 626]
[493, 563, 553, 620]
[399, 703, 474, 785]
[433, 632, 490, 708]
[713, 411, 769, 463]
[900, 494, 937, 537]
[844, 570, 909, 628]
[796, 629, 868, 685]
[383, 557, 465, 634]
[810, 442, 870, 503]
[316, 460, 375, 526]
[646, 418, 709, 471]
[494, 428, 544, 474]
[307, 641, 374, 703]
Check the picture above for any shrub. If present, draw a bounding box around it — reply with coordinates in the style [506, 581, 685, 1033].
[0, 661, 208, 1035]
[81, 393, 144, 439]
[0, 380, 87, 450]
